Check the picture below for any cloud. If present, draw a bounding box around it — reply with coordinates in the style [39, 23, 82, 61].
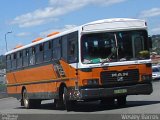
[11, 0, 126, 28]
[139, 8, 160, 18]
[16, 32, 31, 37]
[40, 24, 77, 37]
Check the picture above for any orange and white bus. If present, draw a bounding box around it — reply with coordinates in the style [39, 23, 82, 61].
[5, 18, 153, 111]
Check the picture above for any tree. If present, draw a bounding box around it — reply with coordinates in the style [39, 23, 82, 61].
[151, 35, 160, 55]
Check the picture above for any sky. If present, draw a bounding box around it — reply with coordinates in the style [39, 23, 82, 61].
[0, 0, 160, 54]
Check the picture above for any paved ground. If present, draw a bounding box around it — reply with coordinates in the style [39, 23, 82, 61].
[0, 81, 160, 120]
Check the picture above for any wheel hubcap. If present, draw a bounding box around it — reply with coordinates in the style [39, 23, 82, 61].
[24, 99, 28, 108]
[23, 91, 29, 108]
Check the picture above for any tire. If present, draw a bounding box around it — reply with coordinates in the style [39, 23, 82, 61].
[55, 86, 75, 111]
[117, 96, 127, 106]
[63, 87, 74, 111]
[22, 89, 30, 109]
[22, 89, 41, 109]
[100, 97, 115, 106]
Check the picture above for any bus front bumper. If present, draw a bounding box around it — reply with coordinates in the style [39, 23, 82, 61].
[68, 83, 153, 100]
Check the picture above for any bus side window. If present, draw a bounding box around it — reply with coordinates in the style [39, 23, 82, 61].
[44, 41, 52, 62]
[53, 38, 61, 61]
[62, 35, 68, 61]
[23, 49, 29, 67]
[36, 44, 44, 64]
[68, 31, 78, 63]
[29, 47, 36, 65]
[11, 53, 17, 70]
[17, 51, 23, 68]
[6, 55, 11, 71]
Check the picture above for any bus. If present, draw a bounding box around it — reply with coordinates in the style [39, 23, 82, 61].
[5, 18, 153, 111]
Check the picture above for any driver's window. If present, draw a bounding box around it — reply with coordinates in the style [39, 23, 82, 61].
[132, 34, 144, 58]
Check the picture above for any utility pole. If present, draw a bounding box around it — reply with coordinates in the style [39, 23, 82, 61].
[5, 31, 12, 52]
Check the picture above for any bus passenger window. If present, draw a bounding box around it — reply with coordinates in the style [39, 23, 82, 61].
[6, 55, 11, 71]
[68, 31, 78, 63]
[53, 38, 61, 60]
[23, 49, 29, 67]
[62, 35, 68, 61]
[29, 47, 36, 65]
[17, 51, 23, 68]
[36, 44, 44, 64]
[68, 41, 77, 63]
[39, 44, 43, 51]
[44, 41, 52, 62]
[11, 53, 17, 70]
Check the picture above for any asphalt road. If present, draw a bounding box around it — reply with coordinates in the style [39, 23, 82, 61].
[0, 81, 160, 120]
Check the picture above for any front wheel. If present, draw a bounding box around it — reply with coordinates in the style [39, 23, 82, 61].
[63, 87, 75, 111]
[117, 96, 127, 106]
[100, 97, 115, 106]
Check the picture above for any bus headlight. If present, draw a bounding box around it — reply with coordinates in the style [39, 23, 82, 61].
[82, 79, 99, 86]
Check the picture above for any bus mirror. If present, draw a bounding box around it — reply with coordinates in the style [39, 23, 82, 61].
[148, 36, 152, 49]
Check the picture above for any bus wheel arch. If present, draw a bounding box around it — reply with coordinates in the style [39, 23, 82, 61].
[59, 83, 67, 98]
[21, 86, 26, 106]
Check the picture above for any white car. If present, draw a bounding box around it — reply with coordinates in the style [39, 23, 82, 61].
[152, 66, 160, 80]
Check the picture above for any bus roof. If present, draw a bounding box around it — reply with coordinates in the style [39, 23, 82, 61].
[82, 18, 147, 33]
[5, 18, 147, 56]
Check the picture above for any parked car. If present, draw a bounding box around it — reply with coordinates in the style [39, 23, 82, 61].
[152, 66, 160, 81]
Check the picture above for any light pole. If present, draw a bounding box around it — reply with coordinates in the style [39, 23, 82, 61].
[5, 31, 12, 52]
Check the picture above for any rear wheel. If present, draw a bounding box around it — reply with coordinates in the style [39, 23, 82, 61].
[22, 89, 30, 109]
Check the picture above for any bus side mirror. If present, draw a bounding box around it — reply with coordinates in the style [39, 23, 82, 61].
[148, 36, 152, 49]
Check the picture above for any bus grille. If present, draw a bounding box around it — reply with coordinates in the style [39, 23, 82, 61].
[100, 69, 139, 85]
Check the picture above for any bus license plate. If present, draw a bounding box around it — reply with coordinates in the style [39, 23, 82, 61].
[114, 89, 127, 94]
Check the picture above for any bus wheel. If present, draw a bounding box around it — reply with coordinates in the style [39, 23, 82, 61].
[117, 96, 127, 106]
[22, 89, 41, 109]
[63, 87, 74, 111]
[100, 97, 115, 106]
[22, 89, 30, 109]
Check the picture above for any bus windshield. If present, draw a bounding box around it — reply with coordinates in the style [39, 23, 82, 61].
[81, 30, 149, 64]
